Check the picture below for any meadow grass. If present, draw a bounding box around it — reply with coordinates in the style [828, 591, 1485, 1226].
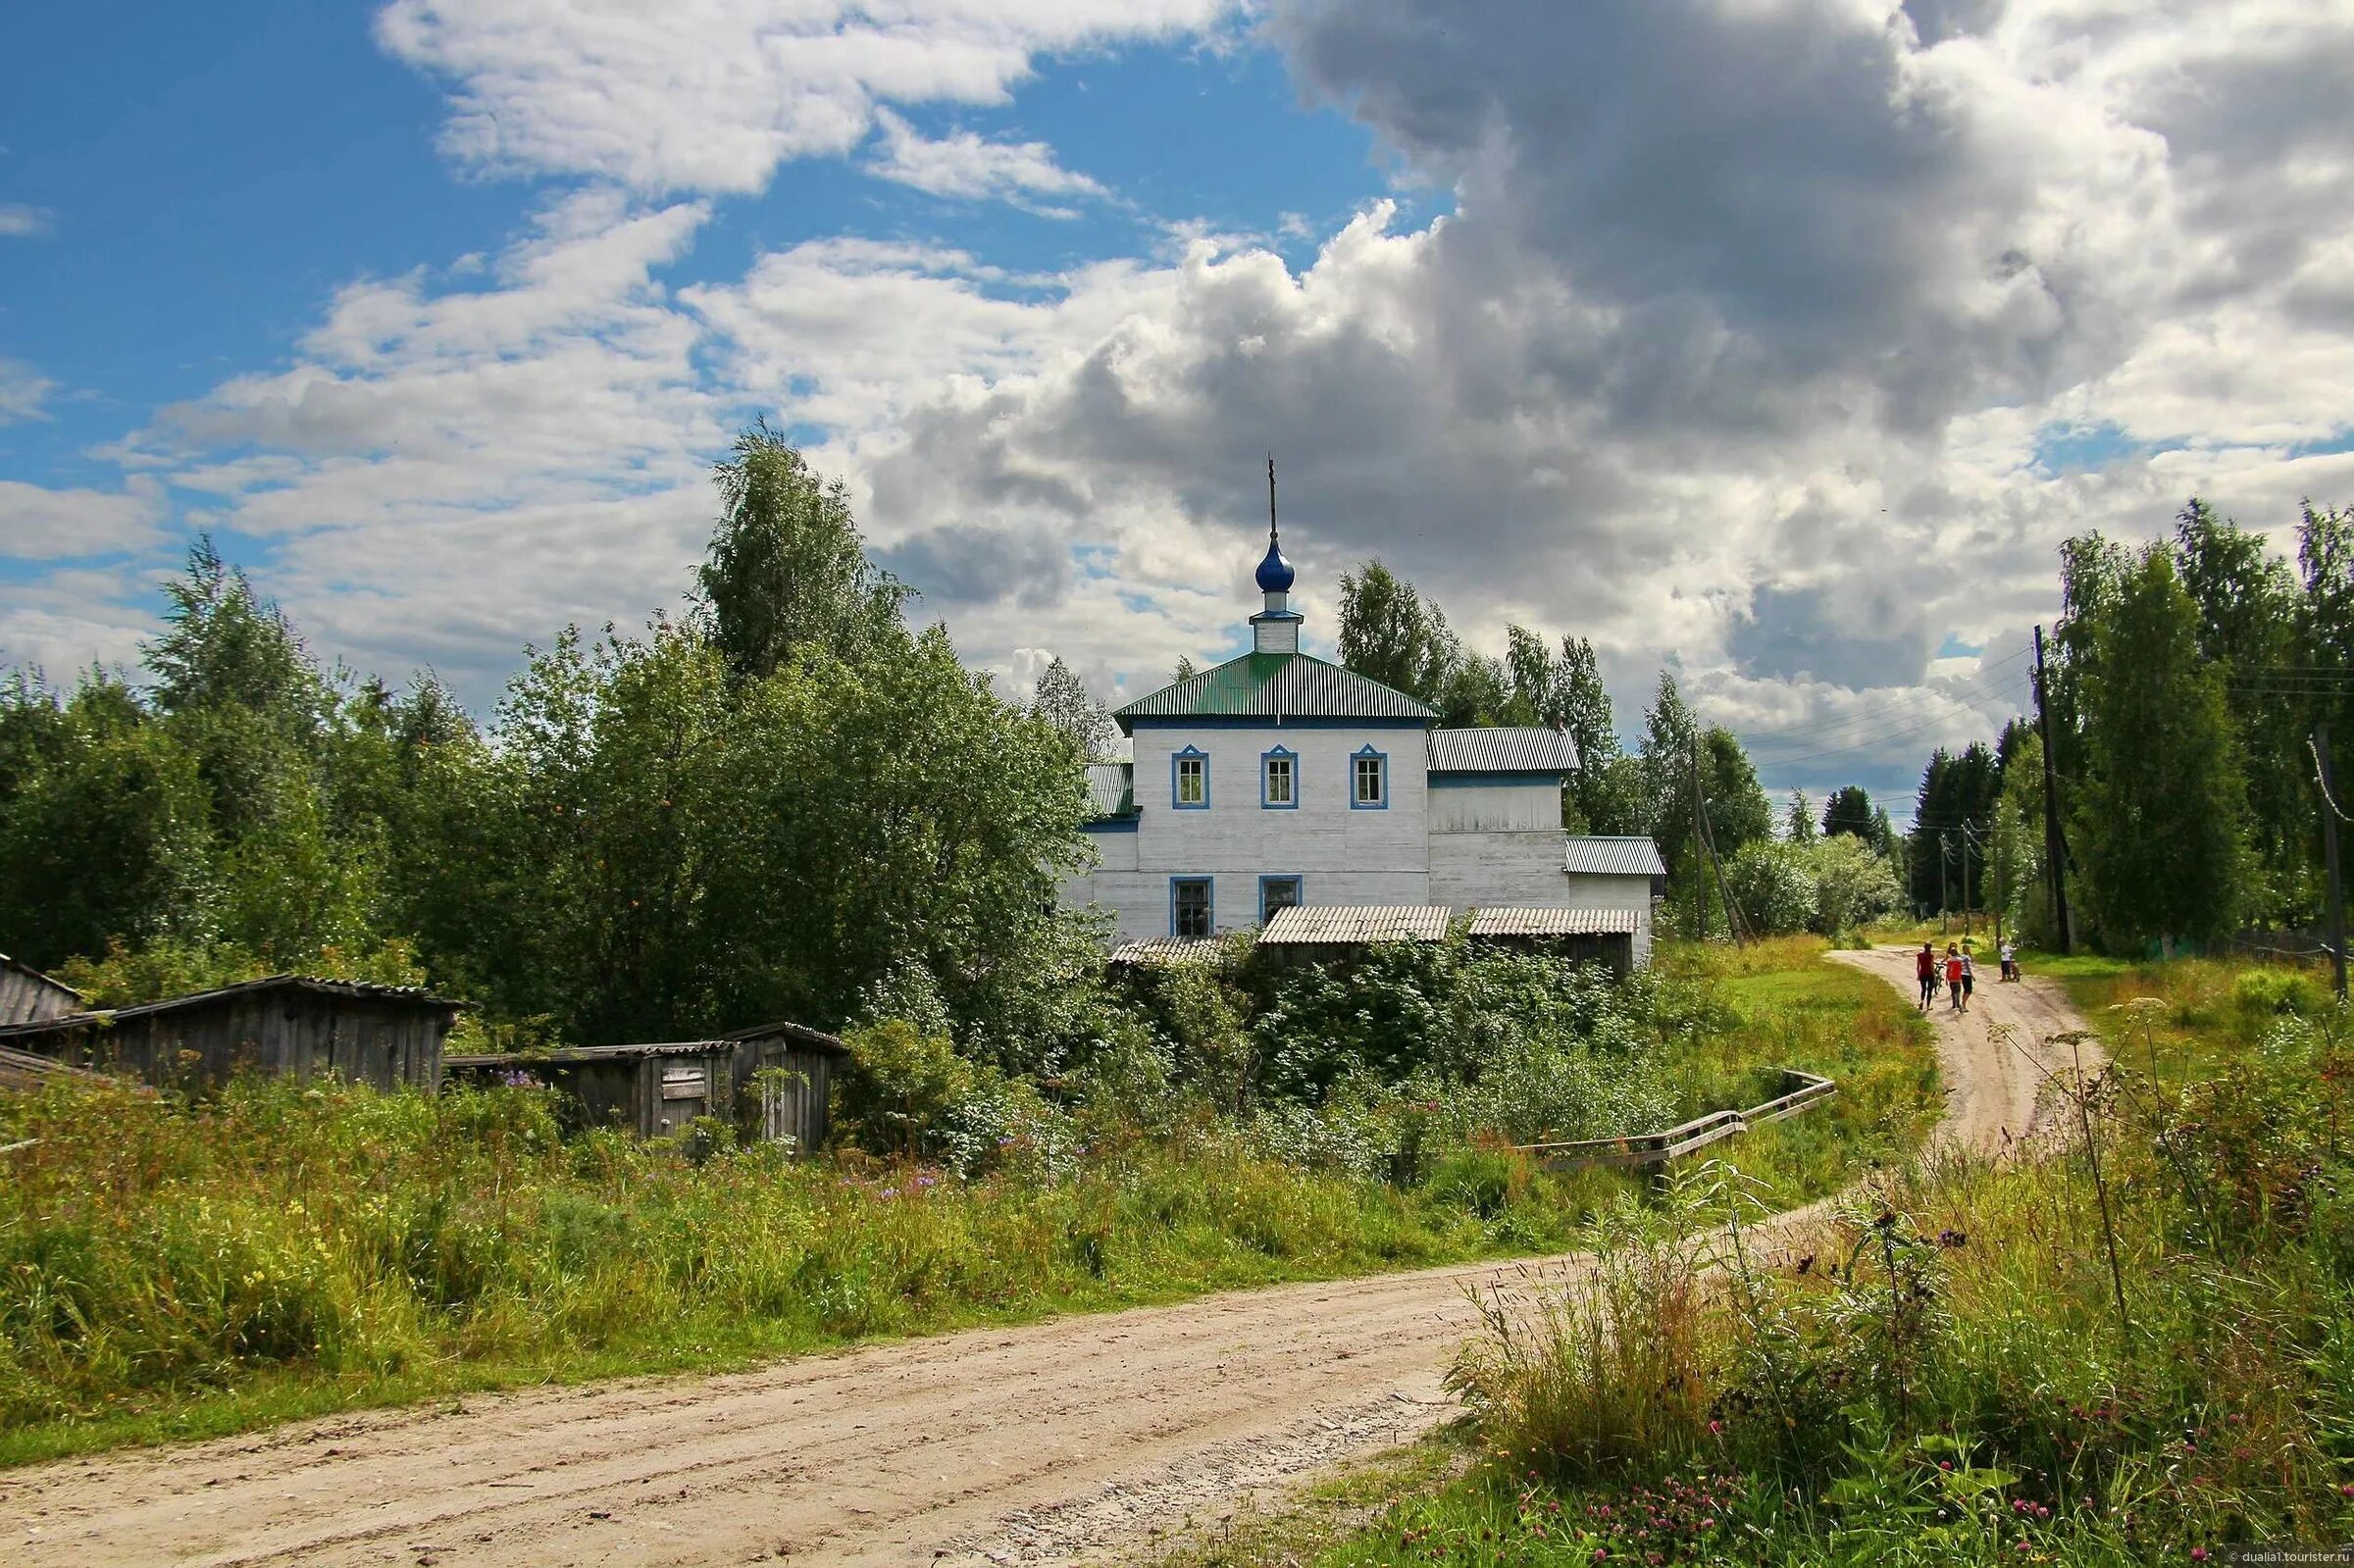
[1213, 949, 2354, 1567]
[0, 938, 1935, 1468]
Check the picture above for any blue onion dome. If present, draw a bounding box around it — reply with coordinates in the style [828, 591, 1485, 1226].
[1255, 534, 1296, 592]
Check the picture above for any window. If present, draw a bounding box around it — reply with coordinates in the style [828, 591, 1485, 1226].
[1351, 745, 1389, 809]
[1171, 877, 1213, 938]
[1261, 745, 1297, 809]
[1172, 745, 1208, 809]
[1259, 876, 1303, 924]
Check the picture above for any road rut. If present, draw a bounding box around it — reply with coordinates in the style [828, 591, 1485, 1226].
[0, 948, 2091, 1568]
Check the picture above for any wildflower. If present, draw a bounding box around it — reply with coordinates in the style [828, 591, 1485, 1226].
[1937, 1228, 1968, 1248]
[2191, 1549, 2209, 1563]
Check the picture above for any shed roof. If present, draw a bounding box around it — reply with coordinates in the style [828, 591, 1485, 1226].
[722, 1018, 851, 1054]
[1, 952, 83, 1002]
[1106, 936, 1228, 967]
[1427, 728, 1580, 774]
[0, 973, 465, 1042]
[1114, 651, 1436, 727]
[1468, 907, 1642, 937]
[0, 1043, 120, 1091]
[1561, 836, 1669, 878]
[1259, 905, 1455, 945]
[1084, 762, 1136, 821]
[446, 1040, 736, 1068]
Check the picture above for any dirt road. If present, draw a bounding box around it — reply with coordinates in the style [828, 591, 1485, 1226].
[0, 950, 2091, 1568]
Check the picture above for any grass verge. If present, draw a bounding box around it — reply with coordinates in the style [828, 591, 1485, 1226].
[0, 939, 1935, 1469]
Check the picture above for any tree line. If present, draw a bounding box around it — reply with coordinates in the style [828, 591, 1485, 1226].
[0, 428, 1095, 1060]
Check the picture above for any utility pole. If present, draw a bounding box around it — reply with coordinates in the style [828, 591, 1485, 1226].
[1939, 831, 1950, 933]
[2033, 625, 2073, 953]
[2319, 724, 2348, 1000]
[1961, 824, 1974, 942]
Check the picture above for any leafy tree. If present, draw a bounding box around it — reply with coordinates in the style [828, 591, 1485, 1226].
[1700, 729, 1772, 855]
[1028, 656, 1117, 762]
[695, 422, 907, 682]
[1809, 834, 1904, 935]
[1170, 655, 1198, 685]
[1337, 561, 1457, 702]
[1784, 789, 1817, 843]
[2073, 545, 2249, 946]
[0, 674, 215, 969]
[1725, 840, 1817, 936]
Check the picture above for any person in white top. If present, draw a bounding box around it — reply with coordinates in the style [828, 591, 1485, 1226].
[1999, 940, 2019, 983]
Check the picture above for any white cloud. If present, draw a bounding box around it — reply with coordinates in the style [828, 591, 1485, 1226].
[863, 109, 1105, 211]
[0, 477, 164, 560]
[0, 203, 51, 238]
[0, 359, 53, 425]
[374, 0, 1232, 193]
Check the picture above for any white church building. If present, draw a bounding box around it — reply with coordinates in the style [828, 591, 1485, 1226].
[1058, 524, 1665, 965]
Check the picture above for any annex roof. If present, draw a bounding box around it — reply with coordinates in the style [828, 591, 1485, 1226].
[721, 1018, 850, 1054]
[1106, 936, 1229, 967]
[1427, 727, 1580, 774]
[0, 973, 465, 1042]
[1561, 836, 1669, 879]
[445, 1040, 735, 1068]
[1258, 905, 1455, 944]
[1468, 907, 1642, 937]
[1113, 651, 1436, 728]
[1084, 762, 1136, 821]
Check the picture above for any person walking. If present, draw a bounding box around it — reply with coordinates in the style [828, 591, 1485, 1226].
[1958, 944, 1976, 1014]
[1944, 943, 1965, 1013]
[1916, 941, 1937, 1011]
[1999, 939, 2019, 983]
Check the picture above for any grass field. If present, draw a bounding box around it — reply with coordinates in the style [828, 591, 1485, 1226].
[1183, 947, 2354, 1566]
[0, 938, 1936, 1469]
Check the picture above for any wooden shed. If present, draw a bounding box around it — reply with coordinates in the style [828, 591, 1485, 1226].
[445, 1041, 736, 1140]
[724, 1020, 847, 1152]
[445, 1020, 846, 1152]
[0, 976, 463, 1092]
[0, 953, 83, 1027]
[1466, 907, 1641, 976]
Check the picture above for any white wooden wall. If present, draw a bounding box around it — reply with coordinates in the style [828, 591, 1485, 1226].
[1427, 782, 1561, 832]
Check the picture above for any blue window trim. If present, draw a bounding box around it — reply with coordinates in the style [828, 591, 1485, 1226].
[1350, 743, 1390, 810]
[1170, 745, 1210, 810]
[1259, 743, 1300, 809]
[1169, 875, 1214, 938]
[1257, 874, 1304, 925]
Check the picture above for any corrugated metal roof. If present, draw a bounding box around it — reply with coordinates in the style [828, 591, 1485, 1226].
[1259, 905, 1455, 944]
[1, 952, 83, 1001]
[446, 1040, 735, 1068]
[1427, 728, 1580, 774]
[1114, 652, 1436, 725]
[1468, 907, 1641, 936]
[1084, 762, 1135, 820]
[1106, 936, 1228, 967]
[722, 1018, 850, 1054]
[1561, 836, 1669, 878]
[0, 973, 465, 1041]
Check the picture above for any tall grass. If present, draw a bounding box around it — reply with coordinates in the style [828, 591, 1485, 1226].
[0, 938, 1937, 1468]
[1251, 958, 2354, 1566]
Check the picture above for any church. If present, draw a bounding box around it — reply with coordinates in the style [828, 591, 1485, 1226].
[1058, 517, 1665, 965]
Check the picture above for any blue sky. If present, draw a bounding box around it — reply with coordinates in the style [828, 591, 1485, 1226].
[4, 0, 2354, 820]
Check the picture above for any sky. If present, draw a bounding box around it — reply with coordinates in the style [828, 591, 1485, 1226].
[3, 0, 2352, 819]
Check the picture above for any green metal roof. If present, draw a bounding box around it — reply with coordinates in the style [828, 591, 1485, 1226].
[1113, 651, 1436, 728]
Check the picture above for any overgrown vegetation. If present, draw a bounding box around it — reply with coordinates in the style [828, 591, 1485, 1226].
[1192, 953, 2354, 1565]
[0, 936, 1932, 1465]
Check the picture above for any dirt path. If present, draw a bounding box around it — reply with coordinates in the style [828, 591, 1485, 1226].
[0, 952, 2093, 1568]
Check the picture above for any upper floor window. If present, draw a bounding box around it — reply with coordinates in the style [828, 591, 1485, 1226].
[1351, 745, 1389, 810]
[1172, 745, 1209, 809]
[1261, 745, 1297, 809]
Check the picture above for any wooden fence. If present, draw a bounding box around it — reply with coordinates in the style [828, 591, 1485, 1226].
[1516, 1068, 1837, 1172]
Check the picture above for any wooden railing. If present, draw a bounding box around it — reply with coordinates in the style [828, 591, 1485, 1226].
[1516, 1069, 1836, 1172]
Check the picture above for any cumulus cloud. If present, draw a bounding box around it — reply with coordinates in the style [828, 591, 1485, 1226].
[374, 0, 1231, 193]
[0, 203, 52, 238]
[0, 477, 165, 559]
[863, 109, 1106, 212]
